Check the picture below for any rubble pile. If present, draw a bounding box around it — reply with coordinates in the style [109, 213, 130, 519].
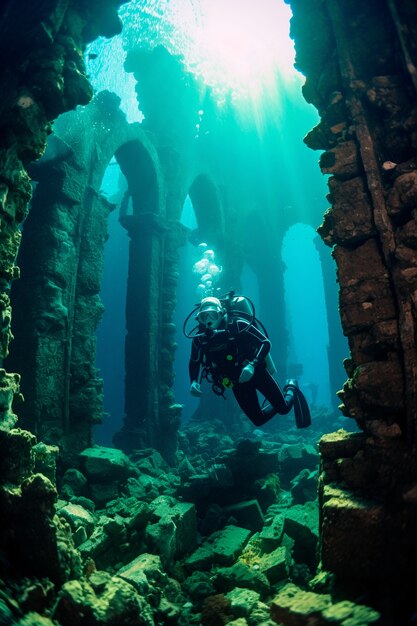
[0, 416, 381, 625]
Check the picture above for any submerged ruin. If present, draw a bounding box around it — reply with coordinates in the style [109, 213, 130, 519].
[0, 0, 416, 624]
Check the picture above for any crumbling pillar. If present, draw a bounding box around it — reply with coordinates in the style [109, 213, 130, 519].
[290, 0, 417, 613]
[114, 211, 167, 453]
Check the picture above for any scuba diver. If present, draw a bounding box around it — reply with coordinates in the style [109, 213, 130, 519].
[186, 294, 311, 428]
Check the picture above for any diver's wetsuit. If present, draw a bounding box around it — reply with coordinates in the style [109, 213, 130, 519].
[189, 317, 294, 426]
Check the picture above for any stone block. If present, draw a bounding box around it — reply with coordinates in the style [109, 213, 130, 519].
[270, 583, 331, 624]
[226, 587, 260, 617]
[353, 360, 405, 411]
[58, 503, 96, 535]
[290, 469, 319, 504]
[33, 442, 59, 484]
[214, 561, 270, 595]
[284, 502, 319, 566]
[322, 599, 381, 624]
[79, 446, 133, 483]
[319, 430, 366, 460]
[258, 545, 289, 584]
[319, 176, 374, 246]
[0, 427, 36, 484]
[62, 468, 88, 495]
[117, 553, 163, 593]
[321, 485, 392, 581]
[222, 499, 264, 532]
[319, 140, 360, 179]
[0, 370, 20, 430]
[278, 443, 319, 487]
[149, 495, 197, 557]
[185, 525, 251, 571]
[387, 171, 417, 216]
[259, 513, 285, 552]
[89, 481, 120, 508]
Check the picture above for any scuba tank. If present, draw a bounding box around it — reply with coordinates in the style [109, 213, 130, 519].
[183, 290, 276, 377]
[223, 293, 277, 375]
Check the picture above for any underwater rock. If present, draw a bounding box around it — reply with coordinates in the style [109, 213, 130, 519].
[0, 472, 81, 584]
[182, 571, 216, 601]
[213, 561, 270, 596]
[0, 370, 21, 431]
[249, 473, 281, 512]
[259, 513, 285, 552]
[58, 502, 96, 536]
[53, 572, 154, 626]
[226, 587, 260, 618]
[222, 499, 265, 533]
[290, 469, 319, 504]
[14, 614, 57, 626]
[89, 481, 120, 508]
[284, 502, 319, 568]
[318, 177, 375, 246]
[258, 545, 290, 585]
[61, 467, 88, 496]
[322, 599, 381, 625]
[319, 429, 366, 460]
[278, 443, 319, 489]
[185, 525, 252, 571]
[147, 495, 197, 560]
[116, 553, 186, 615]
[33, 442, 59, 485]
[319, 140, 360, 180]
[270, 583, 332, 624]
[124, 474, 161, 502]
[0, 427, 36, 484]
[386, 171, 417, 217]
[79, 446, 135, 483]
[320, 484, 396, 583]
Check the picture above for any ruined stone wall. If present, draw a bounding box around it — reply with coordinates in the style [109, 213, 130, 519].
[0, 0, 129, 585]
[289, 0, 417, 599]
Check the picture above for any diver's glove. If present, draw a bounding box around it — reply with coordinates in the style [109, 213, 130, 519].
[190, 381, 203, 396]
[239, 361, 256, 383]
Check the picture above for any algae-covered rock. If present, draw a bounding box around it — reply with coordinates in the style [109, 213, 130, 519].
[147, 495, 197, 559]
[53, 574, 154, 626]
[322, 599, 380, 623]
[226, 587, 260, 617]
[270, 583, 331, 624]
[258, 545, 290, 585]
[58, 502, 96, 535]
[222, 499, 264, 532]
[259, 513, 285, 552]
[214, 561, 270, 596]
[62, 468, 88, 496]
[33, 442, 60, 485]
[14, 613, 57, 626]
[185, 525, 251, 571]
[79, 446, 134, 482]
[278, 443, 319, 488]
[182, 571, 216, 600]
[0, 427, 36, 484]
[0, 371, 21, 432]
[284, 501, 319, 566]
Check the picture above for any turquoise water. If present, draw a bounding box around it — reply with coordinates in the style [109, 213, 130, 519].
[87, 0, 348, 441]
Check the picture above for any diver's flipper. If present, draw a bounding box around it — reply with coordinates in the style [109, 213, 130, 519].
[293, 387, 311, 429]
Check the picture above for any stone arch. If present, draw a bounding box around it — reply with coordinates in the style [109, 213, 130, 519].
[6, 93, 166, 461]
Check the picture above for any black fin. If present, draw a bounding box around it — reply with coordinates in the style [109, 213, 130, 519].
[293, 387, 311, 429]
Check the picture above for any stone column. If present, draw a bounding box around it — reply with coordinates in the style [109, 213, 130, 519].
[290, 0, 417, 608]
[157, 220, 188, 463]
[113, 211, 167, 453]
